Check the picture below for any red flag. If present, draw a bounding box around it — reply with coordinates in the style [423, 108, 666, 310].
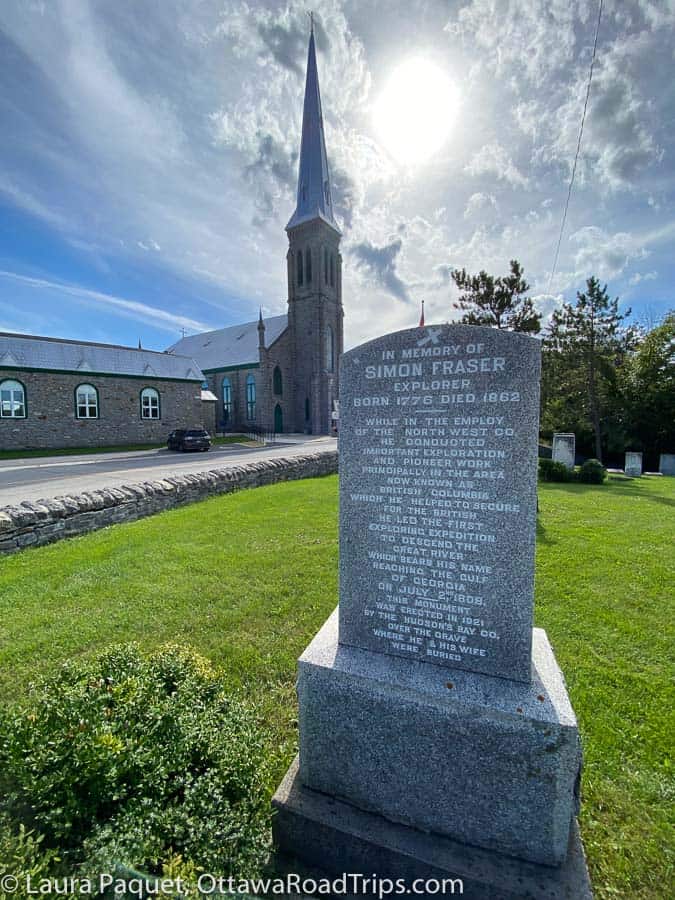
[418, 301, 425, 327]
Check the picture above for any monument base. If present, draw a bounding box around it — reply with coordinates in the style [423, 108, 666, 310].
[273, 757, 592, 899]
[295, 611, 581, 866]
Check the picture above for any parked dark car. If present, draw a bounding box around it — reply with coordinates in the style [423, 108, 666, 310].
[167, 429, 211, 452]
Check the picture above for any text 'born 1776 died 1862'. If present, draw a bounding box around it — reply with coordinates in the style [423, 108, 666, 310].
[338, 324, 541, 683]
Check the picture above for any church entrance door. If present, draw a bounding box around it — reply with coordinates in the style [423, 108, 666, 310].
[274, 403, 283, 433]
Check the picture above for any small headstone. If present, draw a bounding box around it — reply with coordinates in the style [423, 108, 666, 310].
[659, 453, 675, 476]
[552, 432, 575, 469]
[624, 451, 643, 477]
[338, 324, 540, 683]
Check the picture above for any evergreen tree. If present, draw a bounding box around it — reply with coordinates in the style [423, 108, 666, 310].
[451, 260, 542, 334]
[544, 277, 636, 462]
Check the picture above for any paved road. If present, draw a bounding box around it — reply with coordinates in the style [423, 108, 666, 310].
[0, 436, 337, 507]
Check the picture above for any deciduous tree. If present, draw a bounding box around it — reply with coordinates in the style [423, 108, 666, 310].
[623, 311, 675, 461]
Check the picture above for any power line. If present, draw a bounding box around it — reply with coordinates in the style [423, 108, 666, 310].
[547, 0, 604, 294]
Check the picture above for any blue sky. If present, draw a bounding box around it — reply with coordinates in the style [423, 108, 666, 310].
[1, 0, 673, 351]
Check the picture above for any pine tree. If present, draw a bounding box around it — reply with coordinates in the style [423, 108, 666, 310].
[451, 260, 542, 334]
[544, 277, 636, 462]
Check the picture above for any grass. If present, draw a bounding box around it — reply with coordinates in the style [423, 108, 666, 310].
[0, 473, 673, 898]
[0, 435, 257, 460]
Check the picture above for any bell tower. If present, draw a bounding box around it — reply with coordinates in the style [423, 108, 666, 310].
[286, 19, 343, 434]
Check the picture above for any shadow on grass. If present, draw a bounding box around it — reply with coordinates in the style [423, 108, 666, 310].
[540, 475, 675, 509]
[605, 475, 675, 508]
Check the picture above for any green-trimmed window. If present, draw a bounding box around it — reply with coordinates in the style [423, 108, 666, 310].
[273, 366, 282, 396]
[246, 374, 256, 420]
[222, 377, 232, 425]
[75, 384, 98, 419]
[0, 379, 26, 418]
[141, 387, 160, 419]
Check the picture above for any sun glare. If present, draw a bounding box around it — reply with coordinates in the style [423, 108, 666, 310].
[374, 58, 459, 165]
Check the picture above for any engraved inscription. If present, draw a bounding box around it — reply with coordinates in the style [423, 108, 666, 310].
[339, 325, 541, 682]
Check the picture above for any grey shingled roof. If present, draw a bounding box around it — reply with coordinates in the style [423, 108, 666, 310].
[0, 332, 205, 381]
[166, 314, 288, 371]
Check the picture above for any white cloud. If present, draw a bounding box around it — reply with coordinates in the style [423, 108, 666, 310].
[0, 270, 210, 334]
[629, 269, 657, 285]
[464, 143, 528, 188]
[463, 192, 498, 222]
[569, 226, 648, 280]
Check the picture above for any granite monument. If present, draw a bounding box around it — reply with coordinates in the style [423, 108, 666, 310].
[273, 325, 591, 898]
[659, 453, 675, 476]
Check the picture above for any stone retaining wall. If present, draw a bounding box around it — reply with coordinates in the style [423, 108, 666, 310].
[0, 450, 338, 554]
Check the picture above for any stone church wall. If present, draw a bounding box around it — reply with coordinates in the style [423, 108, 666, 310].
[0, 369, 204, 451]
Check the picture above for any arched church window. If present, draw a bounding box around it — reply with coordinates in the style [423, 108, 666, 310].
[297, 250, 304, 286]
[0, 379, 26, 418]
[246, 374, 256, 420]
[330, 254, 335, 287]
[140, 387, 160, 419]
[222, 377, 232, 425]
[325, 325, 334, 372]
[324, 247, 328, 285]
[273, 366, 283, 396]
[75, 384, 98, 419]
[305, 247, 312, 284]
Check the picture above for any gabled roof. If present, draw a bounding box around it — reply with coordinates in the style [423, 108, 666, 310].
[0, 332, 204, 381]
[166, 314, 288, 371]
[286, 27, 340, 234]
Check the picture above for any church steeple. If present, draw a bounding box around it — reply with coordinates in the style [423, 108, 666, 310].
[285, 19, 343, 436]
[286, 21, 340, 234]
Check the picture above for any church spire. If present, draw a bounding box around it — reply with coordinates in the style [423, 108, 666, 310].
[286, 21, 340, 234]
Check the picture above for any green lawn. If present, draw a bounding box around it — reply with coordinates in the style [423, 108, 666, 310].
[0, 435, 256, 460]
[0, 474, 673, 898]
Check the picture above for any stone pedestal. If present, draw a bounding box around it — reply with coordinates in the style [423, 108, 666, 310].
[273, 612, 591, 896]
[295, 611, 580, 865]
[274, 759, 592, 899]
[624, 452, 642, 477]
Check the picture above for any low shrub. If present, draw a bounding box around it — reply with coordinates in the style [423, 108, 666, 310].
[538, 458, 573, 482]
[0, 815, 57, 900]
[0, 644, 272, 883]
[577, 458, 607, 484]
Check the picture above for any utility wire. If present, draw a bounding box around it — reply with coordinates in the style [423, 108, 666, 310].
[548, 0, 604, 293]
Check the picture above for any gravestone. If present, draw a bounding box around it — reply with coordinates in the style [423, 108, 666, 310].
[273, 325, 591, 898]
[659, 453, 675, 476]
[624, 452, 643, 477]
[553, 432, 576, 469]
[338, 326, 539, 683]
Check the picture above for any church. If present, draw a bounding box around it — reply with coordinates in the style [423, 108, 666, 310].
[0, 25, 342, 451]
[167, 25, 343, 436]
